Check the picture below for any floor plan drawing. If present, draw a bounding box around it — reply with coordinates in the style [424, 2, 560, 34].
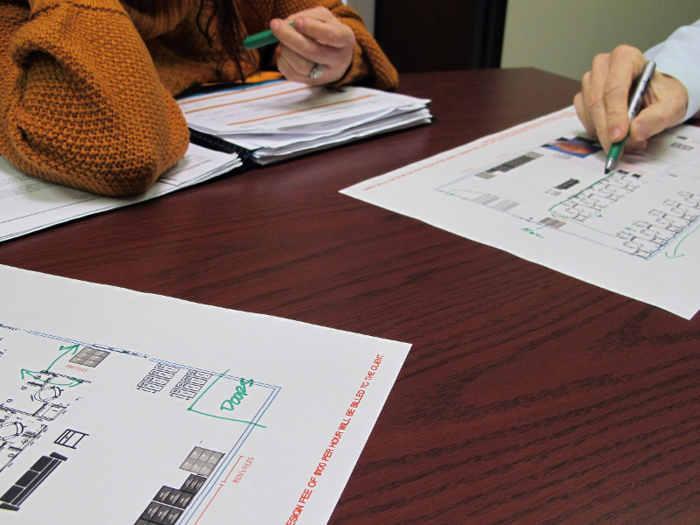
[436, 134, 700, 260]
[0, 325, 278, 520]
[0, 365, 89, 475]
[0, 264, 410, 524]
[341, 108, 700, 318]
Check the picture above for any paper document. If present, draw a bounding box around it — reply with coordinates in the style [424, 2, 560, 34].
[0, 264, 410, 523]
[240, 109, 433, 165]
[178, 80, 432, 164]
[0, 144, 240, 243]
[342, 107, 700, 319]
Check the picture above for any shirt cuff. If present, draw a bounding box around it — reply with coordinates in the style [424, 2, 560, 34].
[645, 24, 700, 122]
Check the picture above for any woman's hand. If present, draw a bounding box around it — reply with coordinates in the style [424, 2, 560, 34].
[270, 7, 356, 86]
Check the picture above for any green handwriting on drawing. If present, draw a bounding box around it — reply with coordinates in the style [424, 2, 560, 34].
[521, 227, 544, 238]
[666, 223, 700, 259]
[220, 378, 254, 411]
[20, 344, 83, 388]
[187, 369, 267, 428]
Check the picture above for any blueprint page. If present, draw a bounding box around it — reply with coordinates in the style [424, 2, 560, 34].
[342, 107, 700, 319]
[0, 265, 409, 524]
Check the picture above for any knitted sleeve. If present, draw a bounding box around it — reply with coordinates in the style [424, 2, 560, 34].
[0, 0, 189, 196]
[268, 0, 398, 91]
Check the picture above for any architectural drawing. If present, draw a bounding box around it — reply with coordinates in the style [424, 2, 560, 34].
[0, 366, 88, 475]
[135, 447, 224, 525]
[0, 324, 279, 521]
[0, 263, 410, 524]
[436, 132, 700, 260]
[341, 109, 700, 317]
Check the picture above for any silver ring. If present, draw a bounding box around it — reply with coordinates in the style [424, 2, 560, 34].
[309, 63, 323, 80]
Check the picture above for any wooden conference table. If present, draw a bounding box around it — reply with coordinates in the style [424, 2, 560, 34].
[2, 69, 700, 524]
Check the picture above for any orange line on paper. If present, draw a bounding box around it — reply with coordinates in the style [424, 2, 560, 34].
[223, 456, 244, 483]
[183, 85, 311, 114]
[226, 94, 374, 126]
[194, 484, 225, 525]
[362, 108, 576, 191]
[179, 81, 291, 106]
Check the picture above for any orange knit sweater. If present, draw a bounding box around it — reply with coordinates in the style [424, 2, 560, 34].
[0, 0, 397, 196]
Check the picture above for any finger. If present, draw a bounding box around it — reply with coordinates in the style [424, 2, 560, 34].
[583, 56, 613, 150]
[604, 46, 647, 142]
[275, 29, 352, 85]
[626, 73, 689, 149]
[630, 101, 677, 147]
[283, 6, 336, 25]
[276, 54, 325, 86]
[270, 17, 300, 45]
[271, 18, 330, 65]
[574, 91, 598, 139]
[293, 16, 355, 49]
[278, 45, 316, 77]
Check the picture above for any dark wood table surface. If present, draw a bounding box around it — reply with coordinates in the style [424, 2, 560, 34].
[2, 69, 699, 524]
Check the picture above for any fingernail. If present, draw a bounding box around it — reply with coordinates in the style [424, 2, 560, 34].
[610, 126, 623, 142]
[294, 17, 304, 30]
[270, 19, 280, 31]
[634, 122, 647, 141]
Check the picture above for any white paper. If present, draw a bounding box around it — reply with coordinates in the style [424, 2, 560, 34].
[247, 109, 433, 165]
[178, 81, 432, 165]
[178, 80, 429, 135]
[0, 145, 240, 242]
[0, 265, 410, 523]
[341, 107, 700, 319]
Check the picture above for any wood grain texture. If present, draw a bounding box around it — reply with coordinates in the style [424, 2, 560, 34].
[1, 69, 699, 524]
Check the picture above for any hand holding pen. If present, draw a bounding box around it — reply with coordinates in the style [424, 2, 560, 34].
[604, 60, 655, 173]
[244, 7, 355, 86]
[574, 45, 689, 163]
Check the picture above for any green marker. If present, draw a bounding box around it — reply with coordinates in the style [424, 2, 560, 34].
[243, 23, 294, 50]
[604, 60, 656, 174]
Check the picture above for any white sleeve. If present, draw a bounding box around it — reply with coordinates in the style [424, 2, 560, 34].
[645, 19, 700, 121]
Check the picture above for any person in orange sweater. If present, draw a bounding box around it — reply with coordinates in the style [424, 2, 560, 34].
[0, 0, 398, 196]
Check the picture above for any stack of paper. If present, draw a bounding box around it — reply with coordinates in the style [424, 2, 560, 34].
[178, 80, 432, 165]
[0, 144, 240, 242]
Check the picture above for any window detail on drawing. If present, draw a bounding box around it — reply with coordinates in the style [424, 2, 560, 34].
[539, 217, 565, 229]
[170, 369, 213, 400]
[671, 142, 693, 151]
[180, 447, 224, 477]
[555, 178, 580, 190]
[69, 347, 109, 367]
[138, 363, 179, 393]
[55, 429, 88, 449]
[477, 151, 544, 180]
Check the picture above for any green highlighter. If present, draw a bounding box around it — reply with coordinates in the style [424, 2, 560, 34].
[243, 23, 294, 50]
